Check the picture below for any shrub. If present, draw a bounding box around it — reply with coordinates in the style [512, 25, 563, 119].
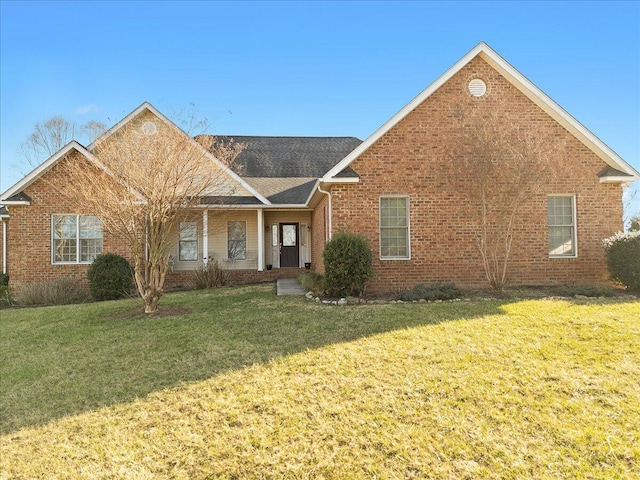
[87, 253, 134, 301]
[323, 232, 373, 297]
[298, 272, 326, 294]
[16, 278, 90, 306]
[189, 261, 227, 289]
[396, 282, 463, 302]
[603, 231, 640, 291]
[0, 274, 11, 307]
[551, 284, 614, 298]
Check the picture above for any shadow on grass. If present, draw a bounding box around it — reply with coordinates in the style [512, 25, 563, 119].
[1, 284, 633, 434]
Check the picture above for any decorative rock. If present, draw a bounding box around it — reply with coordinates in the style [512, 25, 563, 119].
[337, 298, 347, 306]
[305, 292, 314, 299]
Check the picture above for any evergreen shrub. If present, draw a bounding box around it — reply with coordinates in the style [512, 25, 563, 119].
[323, 232, 373, 297]
[87, 253, 134, 301]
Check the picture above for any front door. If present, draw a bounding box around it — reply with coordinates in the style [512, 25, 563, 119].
[280, 223, 299, 268]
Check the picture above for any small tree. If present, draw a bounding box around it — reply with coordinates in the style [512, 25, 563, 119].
[58, 109, 243, 313]
[446, 100, 563, 291]
[323, 232, 373, 297]
[19, 117, 105, 171]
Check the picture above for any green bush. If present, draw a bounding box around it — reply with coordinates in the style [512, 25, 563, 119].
[87, 253, 134, 301]
[16, 278, 90, 306]
[323, 232, 373, 297]
[603, 231, 640, 291]
[0, 274, 11, 306]
[298, 272, 326, 294]
[189, 261, 227, 289]
[396, 282, 463, 302]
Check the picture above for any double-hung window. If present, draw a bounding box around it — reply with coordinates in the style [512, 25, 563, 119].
[179, 222, 198, 261]
[548, 195, 577, 257]
[380, 196, 410, 259]
[228, 221, 247, 260]
[52, 214, 103, 263]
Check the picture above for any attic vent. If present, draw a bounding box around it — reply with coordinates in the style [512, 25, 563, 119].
[468, 79, 487, 97]
[141, 121, 157, 135]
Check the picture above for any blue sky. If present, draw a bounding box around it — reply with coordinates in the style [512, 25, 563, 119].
[1, 1, 639, 217]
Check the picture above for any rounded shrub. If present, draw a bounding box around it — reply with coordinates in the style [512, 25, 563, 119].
[323, 231, 373, 297]
[87, 253, 134, 301]
[603, 231, 640, 291]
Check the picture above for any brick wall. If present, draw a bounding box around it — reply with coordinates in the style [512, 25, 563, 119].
[6, 153, 131, 293]
[166, 267, 307, 288]
[330, 57, 623, 293]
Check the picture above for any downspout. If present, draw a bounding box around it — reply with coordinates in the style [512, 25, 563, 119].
[317, 183, 332, 240]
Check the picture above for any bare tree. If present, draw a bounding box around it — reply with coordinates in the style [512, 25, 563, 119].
[62, 112, 243, 313]
[448, 102, 563, 291]
[19, 117, 105, 171]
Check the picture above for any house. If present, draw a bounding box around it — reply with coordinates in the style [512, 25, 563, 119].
[1, 42, 638, 294]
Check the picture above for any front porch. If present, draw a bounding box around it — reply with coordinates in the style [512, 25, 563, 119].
[166, 208, 315, 284]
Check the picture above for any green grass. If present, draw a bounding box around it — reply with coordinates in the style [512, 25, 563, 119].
[1, 285, 638, 478]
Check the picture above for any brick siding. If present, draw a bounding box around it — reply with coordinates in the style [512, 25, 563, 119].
[330, 57, 623, 293]
[5, 153, 131, 293]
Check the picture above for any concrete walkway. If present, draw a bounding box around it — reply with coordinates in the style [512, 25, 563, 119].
[276, 278, 306, 296]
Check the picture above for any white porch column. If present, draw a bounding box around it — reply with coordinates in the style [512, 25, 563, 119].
[257, 209, 264, 271]
[202, 210, 209, 265]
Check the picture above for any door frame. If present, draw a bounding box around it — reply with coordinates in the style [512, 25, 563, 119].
[279, 223, 300, 268]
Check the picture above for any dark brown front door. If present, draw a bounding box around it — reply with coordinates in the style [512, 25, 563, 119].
[280, 223, 299, 268]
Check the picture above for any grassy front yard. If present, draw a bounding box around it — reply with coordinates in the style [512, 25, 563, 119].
[1, 285, 638, 478]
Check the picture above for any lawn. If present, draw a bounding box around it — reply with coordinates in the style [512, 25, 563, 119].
[1, 285, 638, 479]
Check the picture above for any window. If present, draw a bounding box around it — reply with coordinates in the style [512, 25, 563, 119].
[179, 222, 198, 261]
[548, 195, 577, 257]
[380, 196, 410, 259]
[52, 214, 103, 263]
[228, 221, 246, 260]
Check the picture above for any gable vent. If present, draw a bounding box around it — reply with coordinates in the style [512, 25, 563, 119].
[469, 79, 487, 97]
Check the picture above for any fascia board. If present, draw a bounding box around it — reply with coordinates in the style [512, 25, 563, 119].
[321, 177, 360, 184]
[1, 141, 86, 202]
[194, 204, 311, 210]
[599, 175, 637, 183]
[477, 47, 640, 179]
[0, 141, 148, 204]
[323, 42, 639, 181]
[322, 43, 486, 181]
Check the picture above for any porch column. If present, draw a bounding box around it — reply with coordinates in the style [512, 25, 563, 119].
[202, 210, 209, 265]
[257, 209, 264, 271]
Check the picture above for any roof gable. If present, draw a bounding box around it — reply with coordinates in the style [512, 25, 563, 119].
[1, 141, 109, 203]
[90, 102, 271, 204]
[1, 102, 273, 206]
[323, 42, 639, 182]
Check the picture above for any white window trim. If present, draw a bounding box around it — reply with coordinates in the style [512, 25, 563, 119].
[548, 194, 578, 258]
[379, 195, 411, 260]
[178, 221, 199, 262]
[51, 214, 103, 265]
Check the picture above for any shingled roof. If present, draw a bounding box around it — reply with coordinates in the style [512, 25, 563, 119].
[195, 136, 362, 205]
[201, 136, 362, 178]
